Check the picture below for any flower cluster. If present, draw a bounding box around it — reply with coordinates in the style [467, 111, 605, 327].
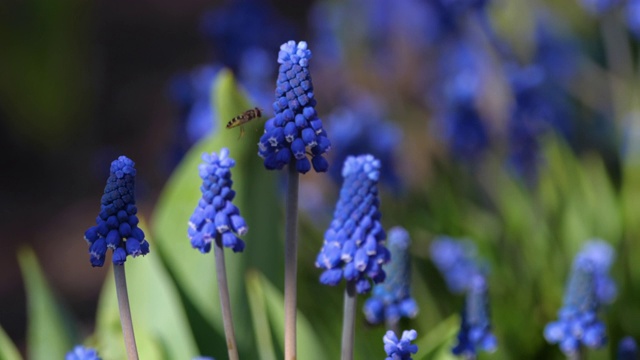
[315, 155, 390, 294]
[383, 330, 419, 360]
[543, 241, 617, 355]
[452, 274, 498, 356]
[188, 148, 248, 253]
[325, 96, 401, 190]
[363, 227, 418, 325]
[84, 156, 149, 267]
[429, 236, 481, 293]
[258, 40, 331, 174]
[575, 239, 617, 303]
[65, 345, 101, 360]
[169, 65, 220, 145]
[578, 0, 623, 15]
[618, 337, 639, 360]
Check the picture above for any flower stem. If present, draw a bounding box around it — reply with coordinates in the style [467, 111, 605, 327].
[568, 346, 586, 360]
[214, 235, 239, 360]
[113, 264, 139, 360]
[385, 318, 399, 335]
[284, 163, 299, 360]
[341, 281, 357, 360]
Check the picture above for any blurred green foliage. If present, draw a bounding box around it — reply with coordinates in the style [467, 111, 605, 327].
[0, 0, 90, 148]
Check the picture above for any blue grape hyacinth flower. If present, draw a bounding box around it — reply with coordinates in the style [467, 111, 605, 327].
[188, 148, 248, 253]
[315, 155, 390, 294]
[258, 40, 331, 174]
[383, 329, 419, 360]
[618, 337, 639, 360]
[169, 64, 221, 145]
[543, 243, 615, 356]
[326, 96, 402, 190]
[84, 156, 149, 267]
[452, 274, 498, 357]
[364, 227, 418, 325]
[579, 0, 623, 15]
[65, 345, 101, 360]
[575, 239, 617, 304]
[430, 236, 481, 294]
[629, 0, 640, 39]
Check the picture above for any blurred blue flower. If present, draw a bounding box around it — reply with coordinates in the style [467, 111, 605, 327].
[65, 345, 101, 360]
[326, 96, 401, 190]
[258, 41, 331, 174]
[238, 47, 274, 110]
[363, 227, 418, 325]
[315, 155, 390, 294]
[433, 39, 490, 162]
[430, 236, 481, 294]
[506, 64, 573, 180]
[628, 0, 640, 38]
[618, 337, 639, 360]
[578, 0, 623, 15]
[169, 64, 221, 145]
[533, 16, 581, 85]
[575, 239, 617, 304]
[192, 357, 215, 360]
[383, 329, 419, 360]
[188, 148, 247, 253]
[543, 243, 615, 355]
[452, 274, 498, 356]
[84, 156, 149, 267]
[200, 0, 294, 71]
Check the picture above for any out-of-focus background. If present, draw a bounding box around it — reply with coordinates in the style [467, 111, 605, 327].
[1, 0, 640, 358]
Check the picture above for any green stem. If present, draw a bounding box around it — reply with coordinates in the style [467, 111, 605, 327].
[214, 235, 239, 360]
[113, 264, 139, 360]
[341, 281, 357, 360]
[568, 346, 586, 360]
[385, 318, 399, 335]
[284, 164, 299, 360]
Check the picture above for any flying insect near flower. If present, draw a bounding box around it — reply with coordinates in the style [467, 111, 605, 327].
[227, 107, 263, 138]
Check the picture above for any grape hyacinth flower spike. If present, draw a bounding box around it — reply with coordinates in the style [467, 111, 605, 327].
[430, 236, 481, 294]
[188, 148, 247, 360]
[383, 329, 419, 360]
[315, 154, 390, 360]
[364, 226, 418, 332]
[66, 345, 101, 360]
[452, 274, 498, 358]
[544, 241, 616, 358]
[257, 40, 331, 360]
[84, 156, 147, 360]
[618, 337, 639, 360]
[84, 156, 149, 267]
[258, 40, 330, 174]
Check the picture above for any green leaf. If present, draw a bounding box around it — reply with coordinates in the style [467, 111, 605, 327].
[18, 247, 76, 360]
[246, 269, 327, 360]
[95, 222, 199, 360]
[0, 325, 22, 360]
[245, 270, 278, 360]
[150, 68, 281, 356]
[416, 314, 459, 360]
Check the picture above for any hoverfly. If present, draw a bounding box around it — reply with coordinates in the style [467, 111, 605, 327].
[226, 107, 263, 138]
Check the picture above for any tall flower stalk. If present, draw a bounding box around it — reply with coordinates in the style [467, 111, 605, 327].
[544, 240, 616, 359]
[84, 156, 150, 359]
[430, 236, 497, 358]
[259, 40, 330, 360]
[188, 148, 248, 360]
[363, 226, 418, 333]
[315, 154, 390, 360]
